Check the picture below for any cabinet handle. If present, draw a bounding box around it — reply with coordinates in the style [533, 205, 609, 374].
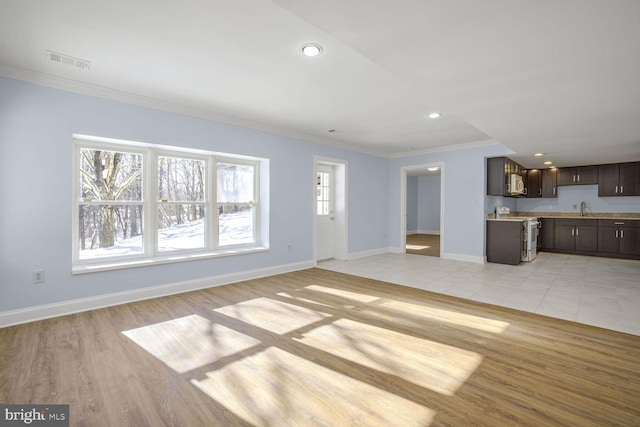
[553, 187, 556, 195]
[616, 230, 619, 238]
[577, 174, 580, 182]
[539, 188, 542, 196]
[621, 185, 624, 193]
[621, 230, 624, 238]
[576, 228, 579, 236]
[571, 228, 574, 236]
[615, 185, 618, 193]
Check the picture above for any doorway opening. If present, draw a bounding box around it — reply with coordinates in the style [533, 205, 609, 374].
[400, 163, 444, 257]
[314, 157, 347, 262]
[406, 234, 441, 257]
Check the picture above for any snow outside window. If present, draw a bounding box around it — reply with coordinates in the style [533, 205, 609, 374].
[217, 161, 256, 246]
[73, 136, 265, 271]
[158, 155, 206, 252]
[78, 147, 144, 260]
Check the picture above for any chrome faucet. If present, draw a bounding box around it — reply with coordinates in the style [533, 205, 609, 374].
[580, 201, 587, 217]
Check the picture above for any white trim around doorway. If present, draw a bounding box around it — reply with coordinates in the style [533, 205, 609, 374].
[313, 156, 348, 262]
[400, 163, 445, 256]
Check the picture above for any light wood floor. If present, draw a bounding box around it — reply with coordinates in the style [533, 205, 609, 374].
[406, 233, 440, 257]
[1, 268, 639, 426]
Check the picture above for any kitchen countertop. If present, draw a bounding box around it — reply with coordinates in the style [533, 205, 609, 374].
[517, 212, 640, 220]
[486, 212, 640, 220]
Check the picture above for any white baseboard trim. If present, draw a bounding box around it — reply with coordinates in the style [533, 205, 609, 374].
[386, 247, 484, 264]
[0, 260, 315, 328]
[405, 230, 440, 236]
[441, 252, 485, 264]
[418, 229, 440, 235]
[348, 247, 391, 260]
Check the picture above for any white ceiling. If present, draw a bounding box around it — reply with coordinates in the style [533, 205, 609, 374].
[1, 0, 639, 168]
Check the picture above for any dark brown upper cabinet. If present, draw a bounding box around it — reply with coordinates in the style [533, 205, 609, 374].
[598, 162, 639, 196]
[487, 157, 526, 197]
[557, 166, 598, 186]
[525, 169, 542, 198]
[541, 168, 557, 198]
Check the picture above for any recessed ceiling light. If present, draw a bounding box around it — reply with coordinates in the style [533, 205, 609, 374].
[428, 112, 442, 119]
[301, 43, 323, 57]
[428, 167, 440, 171]
[534, 152, 544, 157]
[544, 161, 553, 165]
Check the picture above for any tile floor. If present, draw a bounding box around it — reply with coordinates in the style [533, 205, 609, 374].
[318, 252, 640, 336]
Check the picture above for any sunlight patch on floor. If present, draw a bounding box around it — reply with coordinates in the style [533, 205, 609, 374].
[191, 347, 436, 427]
[214, 297, 331, 334]
[382, 300, 510, 334]
[122, 314, 260, 373]
[276, 291, 335, 309]
[296, 318, 483, 396]
[406, 244, 430, 250]
[304, 285, 380, 303]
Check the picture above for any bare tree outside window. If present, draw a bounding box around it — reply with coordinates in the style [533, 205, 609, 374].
[74, 139, 263, 267]
[78, 148, 143, 259]
[217, 162, 255, 246]
[158, 156, 206, 251]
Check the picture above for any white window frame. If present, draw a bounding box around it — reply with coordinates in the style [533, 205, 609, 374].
[72, 134, 267, 274]
[216, 157, 260, 248]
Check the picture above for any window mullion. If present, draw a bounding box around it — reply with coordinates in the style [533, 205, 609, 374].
[72, 143, 80, 264]
[72, 135, 266, 271]
[209, 156, 218, 250]
[253, 161, 259, 245]
[146, 149, 158, 257]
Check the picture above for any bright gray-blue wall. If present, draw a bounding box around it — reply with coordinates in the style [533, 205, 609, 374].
[406, 176, 418, 232]
[390, 143, 513, 262]
[0, 77, 389, 313]
[486, 196, 517, 216]
[517, 185, 640, 213]
[417, 175, 441, 233]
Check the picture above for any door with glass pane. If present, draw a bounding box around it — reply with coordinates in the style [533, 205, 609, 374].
[316, 165, 334, 260]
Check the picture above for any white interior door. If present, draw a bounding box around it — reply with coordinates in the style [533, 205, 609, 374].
[316, 165, 335, 260]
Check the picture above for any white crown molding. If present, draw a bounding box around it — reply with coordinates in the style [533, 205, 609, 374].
[390, 139, 501, 159]
[0, 63, 388, 158]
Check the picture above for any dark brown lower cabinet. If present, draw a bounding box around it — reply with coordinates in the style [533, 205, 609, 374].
[597, 220, 639, 256]
[554, 219, 598, 253]
[486, 220, 524, 265]
[540, 218, 639, 259]
[538, 218, 555, 250]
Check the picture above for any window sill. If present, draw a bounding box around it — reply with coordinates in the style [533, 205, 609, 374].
[72, 246, 269, 275]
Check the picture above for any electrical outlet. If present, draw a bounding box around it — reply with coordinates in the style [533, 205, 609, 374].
[33, 270, 45, 284]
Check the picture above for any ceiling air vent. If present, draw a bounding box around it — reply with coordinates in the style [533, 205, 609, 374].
[45, 50, 91, 70]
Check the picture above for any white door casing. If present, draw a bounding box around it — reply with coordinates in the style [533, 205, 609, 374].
[400, 163, 445, 255]
[315, 164, 334, 260]
[314, 157, 347, 262]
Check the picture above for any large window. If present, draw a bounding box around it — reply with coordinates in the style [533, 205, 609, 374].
[217, 162, 255, 246]
[73, 136, 266, 272]
[157, 155, 207, 252]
